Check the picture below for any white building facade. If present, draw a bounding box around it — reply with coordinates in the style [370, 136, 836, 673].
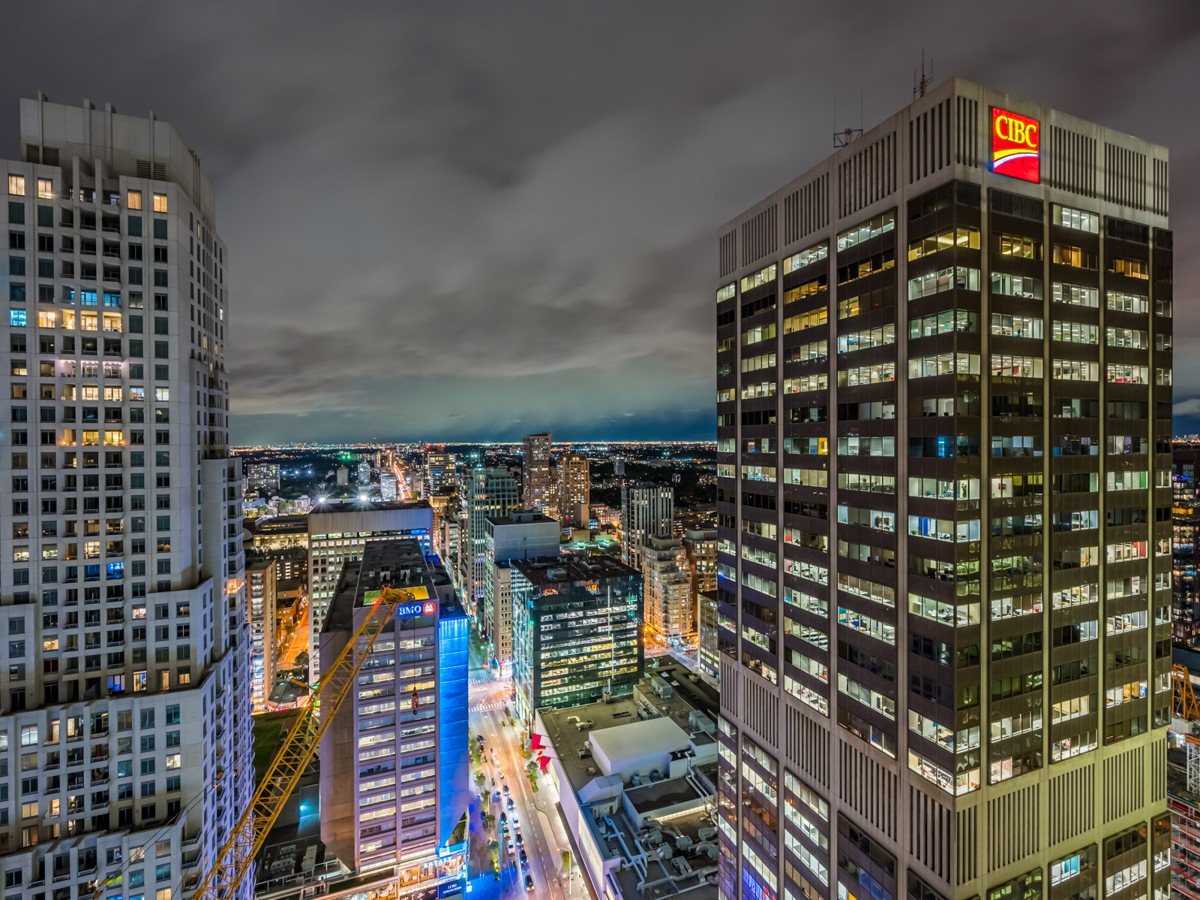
[0, 96, 252, 900]
[306, 500, 433, 682]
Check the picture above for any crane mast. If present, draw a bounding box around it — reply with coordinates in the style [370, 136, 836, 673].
[189, 586, 418, 900]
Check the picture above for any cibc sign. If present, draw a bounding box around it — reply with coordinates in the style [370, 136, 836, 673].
[991, 107, 1040, 183]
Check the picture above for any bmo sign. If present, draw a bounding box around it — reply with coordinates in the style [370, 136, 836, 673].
[991, 107, 1040, 183]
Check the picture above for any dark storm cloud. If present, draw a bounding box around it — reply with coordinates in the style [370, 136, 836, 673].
[2, 1, 1199, 443]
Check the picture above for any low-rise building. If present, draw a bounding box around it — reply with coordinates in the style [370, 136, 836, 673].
[246, 513, 310, 552]
[534, 661, 720, 900]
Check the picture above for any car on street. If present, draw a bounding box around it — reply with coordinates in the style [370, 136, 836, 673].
[502, 783, 510, 795]
[524, 874, 535, 892]
[506, 796, 515, 811]
[519, 849, 528, 866]
[493, 791, 501, 803]
[515, 831, 524, 847]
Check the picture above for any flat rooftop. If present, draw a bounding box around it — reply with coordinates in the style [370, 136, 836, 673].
[321, 539, 461, 635]
[540, 660, 718, 794]
[248, 515, 309, 535]
[512, 554, 638, 586]
[309, 499, 430, 517]
[591, 716, 689, 767]
[486, 510, 556, 527]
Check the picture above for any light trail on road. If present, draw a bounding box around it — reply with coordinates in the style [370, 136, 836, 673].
[467, 641, 584, 899]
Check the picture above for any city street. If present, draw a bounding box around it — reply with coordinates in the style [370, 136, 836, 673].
[465, 638, 590, 900]
[277, 602, 310, 669]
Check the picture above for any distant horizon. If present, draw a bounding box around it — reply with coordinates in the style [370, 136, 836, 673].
[231, 436, 718, 450]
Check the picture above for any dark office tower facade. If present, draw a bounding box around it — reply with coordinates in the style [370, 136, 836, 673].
[1172, 444, 1200, 646]
[715, 79, 1172, 900]
[522, 431, 554, 517]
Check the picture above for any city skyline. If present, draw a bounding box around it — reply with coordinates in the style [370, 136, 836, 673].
[1, 3, 1198, 444]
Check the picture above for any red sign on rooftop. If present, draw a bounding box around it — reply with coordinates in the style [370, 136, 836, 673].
[991, 107, 1040, 184]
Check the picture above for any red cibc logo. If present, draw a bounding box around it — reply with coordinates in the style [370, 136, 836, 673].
[422, 601, 435, 615]
[991, 107, 1040, 183]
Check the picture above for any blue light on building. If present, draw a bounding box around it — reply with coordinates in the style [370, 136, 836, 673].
[438, 606, 470, 850]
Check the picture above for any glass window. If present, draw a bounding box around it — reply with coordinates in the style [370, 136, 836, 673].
[1052, 204, 1099, 233]
[152, 194, 168, 213]
[8, 175, 25, 196]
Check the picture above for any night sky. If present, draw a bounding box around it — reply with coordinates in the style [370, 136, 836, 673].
[2, 2, 1199, 444]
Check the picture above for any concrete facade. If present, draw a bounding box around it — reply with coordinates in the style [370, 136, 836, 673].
[642, 534, 694, 642]
[621, 482, 674, 572]
[306, 500, 433, 681]
[0, 96, 252, 900]
[482, 510, 559, 668]
[716, 78, 1172, 900]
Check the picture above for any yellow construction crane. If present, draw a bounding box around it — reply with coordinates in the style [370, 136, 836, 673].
[188, 586, 419, 900]
[1174, 663, 1200, 720]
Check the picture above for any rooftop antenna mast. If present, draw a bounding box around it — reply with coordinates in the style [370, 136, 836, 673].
[914, 51, 932, 99]
[833, 89, 863, 148]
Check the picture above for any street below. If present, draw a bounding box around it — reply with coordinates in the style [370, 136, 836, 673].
[464, 635, 589, 900]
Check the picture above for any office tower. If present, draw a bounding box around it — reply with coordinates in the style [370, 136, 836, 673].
[0, 97, 252, 898]
[621, 482, 673, 571]
[380, 472, 399, 501]
[427, 493, 451, 556]
[482, 510, 559, 669]
[306, 500, 433, 681]
[463, 467, 519, 618]
[522, 431, 554, 516]
[246, 557, 277, 710]
[244, 462, 280, 497]
[642, 534, 694, 644]
[697, 590, 720, 683]
[511, 557, 643, 723]
[559, 451, 590, 528]
[356, 458, 370, 486]
[716, 79, 1172, 900]
[683, 525, 718, 599]
[424, 448, 455, 498]
[1173, 444, 1200, 646]
[318, 539, 469, 895]
[336, 467, 348, 486]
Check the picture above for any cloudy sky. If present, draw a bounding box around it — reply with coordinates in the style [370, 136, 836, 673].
[2, 2, 1199, 444]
